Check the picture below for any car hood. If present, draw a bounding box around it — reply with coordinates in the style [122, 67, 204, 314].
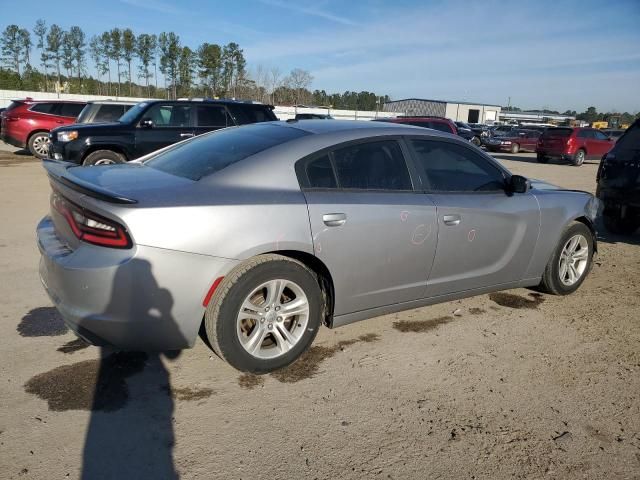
[529, 178, 564, 190]
[52, 121, 128, 135]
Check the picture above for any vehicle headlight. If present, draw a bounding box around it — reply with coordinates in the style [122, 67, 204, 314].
[501, 141, 512, 145]
[57, 130, 78, 142]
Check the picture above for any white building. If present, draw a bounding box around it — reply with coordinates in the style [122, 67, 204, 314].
[383, 98, 501, 124]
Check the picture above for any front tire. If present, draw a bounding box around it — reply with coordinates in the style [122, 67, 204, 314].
[83, 150, 126, 166]
[205, 254, 323, 373]
[510, 143, 520, 154]
[27, 132, 50, 159]
[471, 136, 481, 146]
[539, 222, 594, 295]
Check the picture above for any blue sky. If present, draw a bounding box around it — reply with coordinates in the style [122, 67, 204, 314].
[2, 0, 639, 112]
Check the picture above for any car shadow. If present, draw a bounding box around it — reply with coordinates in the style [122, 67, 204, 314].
[595, 218, 640, 246]
[80, 258, 185, 479]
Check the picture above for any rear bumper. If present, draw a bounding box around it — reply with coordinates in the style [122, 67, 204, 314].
[1, 132, 25, 149]
[537, 150, 576, 161]
[37, 216, 239, 351]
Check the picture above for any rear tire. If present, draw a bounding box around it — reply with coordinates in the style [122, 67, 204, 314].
[27, 132, 50, 159]
[204, 254, 323, 373]
[573, 149, 586, 166]
[471, 136, 481, 146]
[83, 150, 126, 166]
[537, 153, 549, 163]
[539, 222, 594, 295]
[603, 205, 640, 235]
[510, 143, 520, 154]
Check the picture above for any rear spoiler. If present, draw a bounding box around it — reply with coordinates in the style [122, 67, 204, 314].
[42, 159, 138, 205]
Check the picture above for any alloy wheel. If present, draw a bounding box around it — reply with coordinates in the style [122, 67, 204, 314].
[558, 234, 589, 286]
[32, 135, 49, 157]
[236, 279, 310, 359]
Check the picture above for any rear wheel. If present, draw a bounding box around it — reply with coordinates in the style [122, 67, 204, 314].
[539, 222, 593, 295]
[205, 254, 323, 373]
[83, 150, 126, 166]
[603, 204, 640, 235]
[510, 143, 520, 154]
[537, 153, 549, 163]
[573, 149, 586, 166]
[27, 132, 50, 159]
[471, 136, 481, 146]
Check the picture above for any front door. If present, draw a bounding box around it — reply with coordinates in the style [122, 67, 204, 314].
[134, 103, 195, 157]
[590, 129, 614, 158]
[407, 138, 539, 297]
[300, 139, 439, 316]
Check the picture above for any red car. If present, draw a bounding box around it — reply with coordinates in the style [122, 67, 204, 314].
[484, 129, 541, 153]
[536, 127, 614, 166]
[376, 116, 458, 135]
[1, 98, 86, 158]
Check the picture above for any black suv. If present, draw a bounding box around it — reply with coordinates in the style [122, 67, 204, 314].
[49, 99, 278, 165]
[596, 119, 640, 234]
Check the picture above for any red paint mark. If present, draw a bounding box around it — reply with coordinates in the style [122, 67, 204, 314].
[400, 211, 409, 222]
[468, 229, 476, 242]
[203, 277, 224, 307]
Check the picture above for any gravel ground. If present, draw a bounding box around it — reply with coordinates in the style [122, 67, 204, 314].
[0, 146, 638, 480]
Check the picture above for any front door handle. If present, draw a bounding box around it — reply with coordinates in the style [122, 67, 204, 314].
[443, 214, 461, 226]
[323, 213, 347, 227]
[180, 133, 195, 138]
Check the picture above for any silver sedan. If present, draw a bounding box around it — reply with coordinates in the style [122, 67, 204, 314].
[37, 120, 599, 372]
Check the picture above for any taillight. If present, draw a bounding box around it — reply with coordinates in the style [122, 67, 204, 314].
[51, 191, 132, 248]
[567, 137, 575, 147]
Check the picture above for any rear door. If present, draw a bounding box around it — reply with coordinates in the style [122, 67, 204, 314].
[408, 138, 539, 297]
[134, 103, 195, 157]
[300, 138, 438, 315]
[193, 104, 234, 136]
[523, 131, 541, 151]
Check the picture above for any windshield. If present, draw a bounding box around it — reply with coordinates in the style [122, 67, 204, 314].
[118, 102, 147, 123]
[146, 123, 309, 180]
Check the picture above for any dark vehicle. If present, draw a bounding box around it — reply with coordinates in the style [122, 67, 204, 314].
[1, 98, 86, 158]
[484, 129, 541, 154]
[375, 116, 457, 135]
[49, 99, 278, 165]
[536, 127, 614, 166]
[0, 107, 5, 134]
[76, 100, 137, 124]
[490, 125, 518, 137]
[295, 113, 334, 120]
[468, 122, 490, 138]
[596, 119, 640, 234]
[454, 121, 482, 146]
[602, 129, 625, 142]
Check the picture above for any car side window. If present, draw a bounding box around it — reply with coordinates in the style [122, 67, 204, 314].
[94, 104, 128, 122]
[144, 104, 192, 127]
[306, 155, 337, 189]
[30, 103, 56, 114]
[593, 130, 608, 140]
[59, 103, 85, 118]
[196, 105, 230, 127]
[410, 139, 505, 192]
[332, 140, 412, 191]
[578, 129, 592, 139]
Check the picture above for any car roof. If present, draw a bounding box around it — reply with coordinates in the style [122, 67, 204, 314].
[142, 99, 274, 108]
[86, 100, 139, 105]
[279, 119, 449, 137]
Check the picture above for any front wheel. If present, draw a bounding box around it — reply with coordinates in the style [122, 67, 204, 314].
[510, 143, 520, 154]
[539, 222, 594, 295]
[471, 136, 481, 146]
[83, 150, 126, 166]
[205, 254, 323, 373]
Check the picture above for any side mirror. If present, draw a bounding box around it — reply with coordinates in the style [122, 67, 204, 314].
[140, 118, 153, 128]
[508, 175, 530, 194]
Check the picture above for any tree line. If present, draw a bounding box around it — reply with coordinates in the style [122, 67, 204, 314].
[503, 105, 639, 125]
[0, 21, 390, 111]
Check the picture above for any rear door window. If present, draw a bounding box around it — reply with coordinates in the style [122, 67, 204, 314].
[30, 103, 57, 114]
[331, 140, 413, 191]
[593, 130, 609, 141]
[58, 103, 85, 118]
[228, 105, 277, 124]
[410, 139, 505, 192]
[144, 104, 193, 127]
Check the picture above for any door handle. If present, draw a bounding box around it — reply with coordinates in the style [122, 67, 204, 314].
[180, 133, 194, 138]
[443, 214, 461, 226]
[323, 213, 346, 227]
[56, 120, 64, 124]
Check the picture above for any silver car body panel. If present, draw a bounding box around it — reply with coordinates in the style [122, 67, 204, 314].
[37, 121, 598, 350]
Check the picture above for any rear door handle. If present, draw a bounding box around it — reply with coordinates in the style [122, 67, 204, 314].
[323, 213, 346, 227]
[180, 133, 194, 138]
[443, 214, 461, 226]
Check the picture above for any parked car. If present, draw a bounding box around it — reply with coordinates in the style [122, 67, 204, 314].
[536, 127, 614, 166]
[454, 121, 482, 146]
[489, 125, 518, 137]
[375, 116, 457, 135]
[601, 129, 625, 142]
[76, 100, 137, 124]
[38, 120, 598, 373]
[468, 123, 491, 139]
[596, 119, 640, 234]
[1, 98, 86, 158]
[48, 99, 278, 165]
[295, 113, 334, 120]
[484, 129, 542, 154]
[0, 107, 5, 134]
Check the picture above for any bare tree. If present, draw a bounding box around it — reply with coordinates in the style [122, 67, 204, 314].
[287, 68, 313, 105]
[268, 66, 282, 104]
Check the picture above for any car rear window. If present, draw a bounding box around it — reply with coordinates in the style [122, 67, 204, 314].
[30, 102, 57, 114]
[542, 128, 572, 138]
[5, 101, 24, 112]
[146, 123, 309, 180]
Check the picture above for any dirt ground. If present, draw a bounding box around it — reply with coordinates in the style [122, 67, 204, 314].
[0, 144, 638, 480]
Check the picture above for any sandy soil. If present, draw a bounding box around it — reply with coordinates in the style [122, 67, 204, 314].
[0, 146, 638, 479]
